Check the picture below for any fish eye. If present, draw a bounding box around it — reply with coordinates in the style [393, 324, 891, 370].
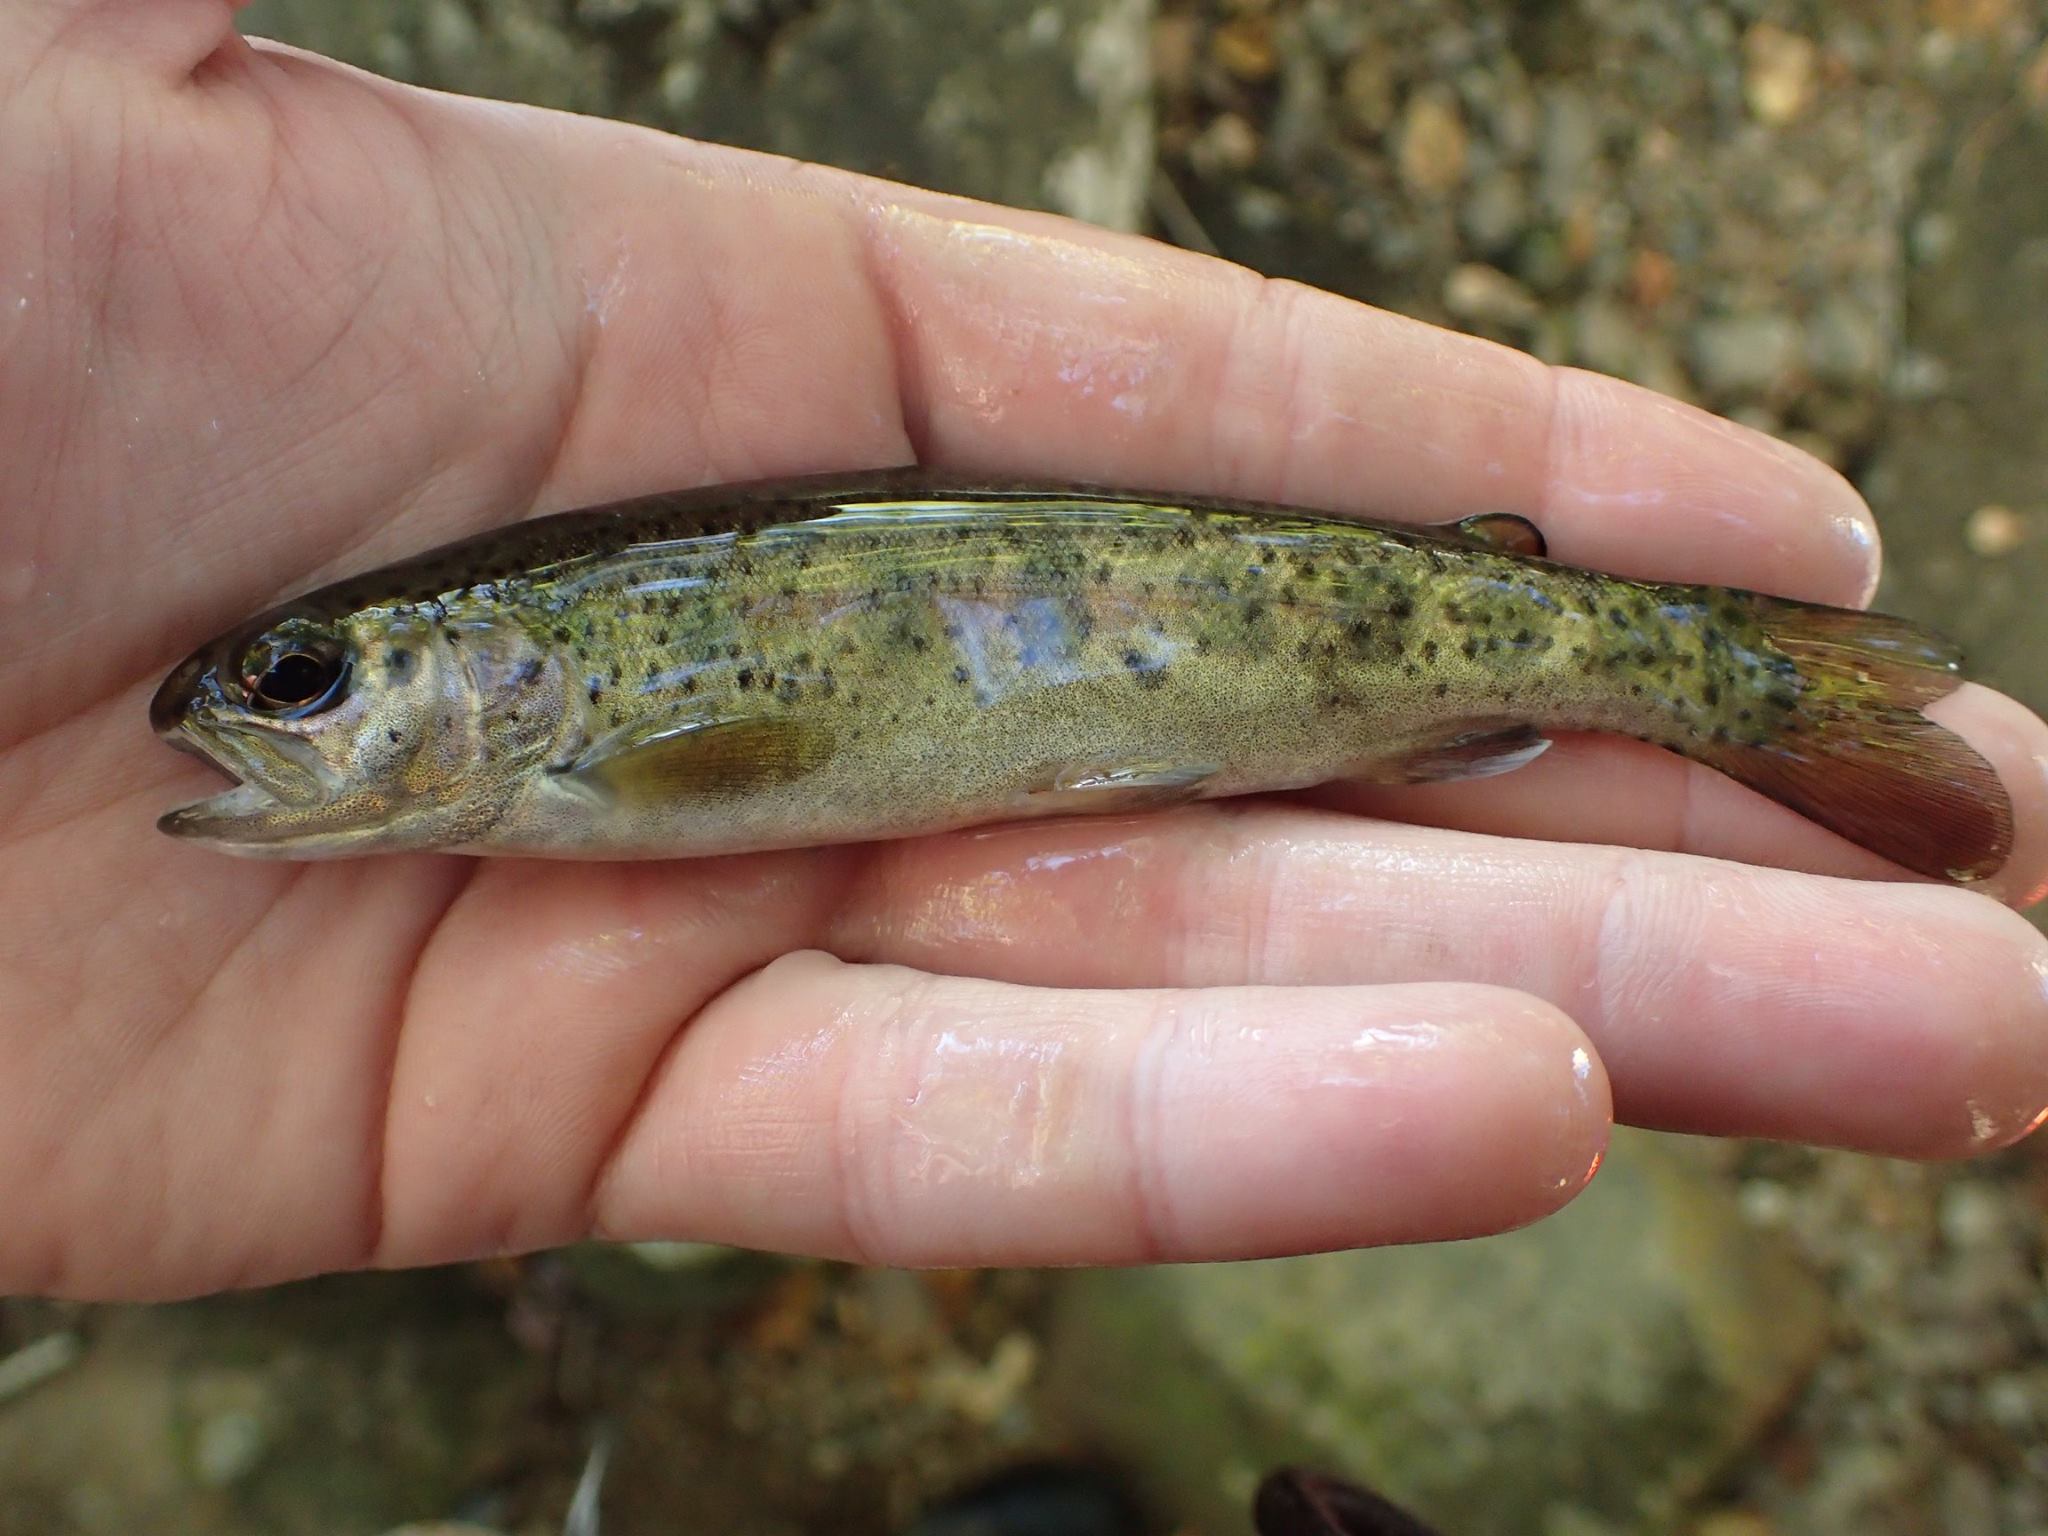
[240, 633, 350, 717]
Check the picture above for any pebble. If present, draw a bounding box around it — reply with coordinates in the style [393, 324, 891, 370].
[1889, 348, 1953, 401]
[1570, 295, 1641, 377]
[1689, 311, 1804, 397]
[1965, 504, 2030, 557]
[1909, 210, 1959, 265]
[1460, 168, 1528, 254]
[1339, 48, 1396, 137]
[1536, 87, 1601, 213]
[1805, 295, 1890, 388]
[1443, 262, 1539, 330]
[1397, 84, 1469, 196]
[1630, 246, 1678, 309]
[1738, 1179, 1795, 1231]
[1211, 15, 1276, 84]
[193, 1408, 269, 1488]
[0, 1331, 81, 1405]
[1743, 23, 1819, 125]
[1233, 185, 1291, 233]
[1189, 112, 1261, 178]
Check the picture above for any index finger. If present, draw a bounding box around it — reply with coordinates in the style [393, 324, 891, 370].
[532, 131, 1880, 606]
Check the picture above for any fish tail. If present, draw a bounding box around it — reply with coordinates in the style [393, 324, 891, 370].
[1700, 601, 2012, 881]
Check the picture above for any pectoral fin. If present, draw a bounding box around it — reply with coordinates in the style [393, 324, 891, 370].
[1022, 760, 1219, 814]
[1446, 512, 1546, 558]
[560, 710, 835, 803]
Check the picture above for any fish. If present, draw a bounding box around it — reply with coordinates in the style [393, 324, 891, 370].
[149, 467, 2014, 881]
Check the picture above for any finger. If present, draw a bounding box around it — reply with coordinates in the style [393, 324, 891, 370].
[13, 0, 242, 82]
[587, 954, 1609, 1267]
[1310, 683, 2048, 910]
[828, 806, 2048, 1160]
[530, 132, 1880, 604]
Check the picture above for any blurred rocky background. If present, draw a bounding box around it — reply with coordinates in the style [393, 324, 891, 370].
[4, 2, 2047, 1533]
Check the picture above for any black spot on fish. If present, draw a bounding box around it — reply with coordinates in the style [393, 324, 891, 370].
[736, 669, 754, 690]
[953, 665, 971, 685]
[1421, 639, 1439, 661]
[911, 634, 931, 653]
[1433, 681, 1450, 698]
[1387, 593, 1414, 619]
[384, 649, 412, 678]
[386, 728, 402, 744]
[1461, 637, 1480, 659]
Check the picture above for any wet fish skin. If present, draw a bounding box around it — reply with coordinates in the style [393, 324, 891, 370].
[150, 468, 2012, 881]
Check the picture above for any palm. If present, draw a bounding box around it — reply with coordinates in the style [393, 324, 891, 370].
[6, 12, 2047, 1301]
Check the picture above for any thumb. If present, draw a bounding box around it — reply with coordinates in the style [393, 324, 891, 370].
[12, 0, 245, 85]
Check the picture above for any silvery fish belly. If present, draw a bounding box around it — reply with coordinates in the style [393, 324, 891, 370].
[150, 468, 2013, 882]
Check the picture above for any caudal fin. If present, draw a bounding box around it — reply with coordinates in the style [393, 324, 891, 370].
[1702, 602, 2013, 882]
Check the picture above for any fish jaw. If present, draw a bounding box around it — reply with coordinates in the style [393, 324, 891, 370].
[153, 694, 380, 855]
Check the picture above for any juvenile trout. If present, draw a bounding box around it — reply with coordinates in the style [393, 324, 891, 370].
[150, 469, 2012, 881]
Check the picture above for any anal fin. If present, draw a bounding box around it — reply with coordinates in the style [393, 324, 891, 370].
[1372, 721, 1551, 785]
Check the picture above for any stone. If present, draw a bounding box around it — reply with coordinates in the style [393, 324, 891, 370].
[1212, 14, 1277, 84]
[1688, 311, 1804, 398]
[1442, 263, 1539, 331]
[1571, 296, 1644, 379]
[1536, 87, 1601, 217]
[1190, 113, 1261, 179]
[1460, 169, 1529, 255]
[1964, 504, 2031, 558]
[1043, 1132, 1833, 1536]
[1396, 84, 1469, 197]
[1742, 24, 1819, 126]
[1805, 295, 1890, 389]
[1339, 48, 1397, 138]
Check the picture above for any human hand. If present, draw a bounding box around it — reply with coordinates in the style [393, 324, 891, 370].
[7, 0, 2047, 1301]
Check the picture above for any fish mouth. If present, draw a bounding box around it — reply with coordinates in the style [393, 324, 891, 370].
[154, 693, 341, 847]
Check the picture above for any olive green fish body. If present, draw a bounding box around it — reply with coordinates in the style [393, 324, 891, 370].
[151, 471, 2013, 881]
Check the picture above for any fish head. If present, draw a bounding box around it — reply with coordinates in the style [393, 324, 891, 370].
[151, 599, 571, 856]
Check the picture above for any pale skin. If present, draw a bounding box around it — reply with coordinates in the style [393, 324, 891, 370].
[5, 0, 2048, 1303]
